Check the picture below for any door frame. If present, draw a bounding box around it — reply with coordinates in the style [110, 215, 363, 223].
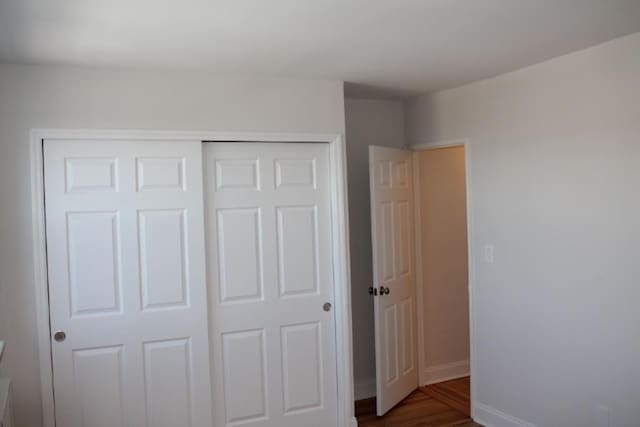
[30, 129, 357, 427]
[410, 138, 477, 418]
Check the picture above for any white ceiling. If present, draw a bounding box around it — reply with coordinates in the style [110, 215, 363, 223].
[1, 0, 640, 97]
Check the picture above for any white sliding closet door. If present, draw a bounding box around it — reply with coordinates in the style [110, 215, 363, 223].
[204, 142, 337, 427]
[369, 146, 418, 415]
[44, 140, 212, 427]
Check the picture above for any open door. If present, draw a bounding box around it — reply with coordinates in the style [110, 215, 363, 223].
[369, 146, 418, 415]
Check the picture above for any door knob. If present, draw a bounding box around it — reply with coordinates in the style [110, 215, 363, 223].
[323, 302, 332, 312]
[379, 286, 390, 295]
[54, 331, 66, 342]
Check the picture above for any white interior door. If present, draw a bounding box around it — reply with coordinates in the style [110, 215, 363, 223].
[44, 140, 212, 427]
[369, 146, 418, 415]
[204, 142, 337, 427]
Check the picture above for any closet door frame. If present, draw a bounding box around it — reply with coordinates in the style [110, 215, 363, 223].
[30, 129, 356, 427]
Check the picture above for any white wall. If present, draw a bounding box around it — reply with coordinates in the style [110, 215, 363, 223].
[407, 32, 640, 427]
[344, 98, 406, 399]
[417, 147, 470, 383]
[0, 63, 345, 427]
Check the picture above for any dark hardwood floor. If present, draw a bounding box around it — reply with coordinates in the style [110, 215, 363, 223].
[356, 377, 481, 427]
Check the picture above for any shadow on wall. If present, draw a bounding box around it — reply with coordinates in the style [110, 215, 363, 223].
[344, 97, 406, 399]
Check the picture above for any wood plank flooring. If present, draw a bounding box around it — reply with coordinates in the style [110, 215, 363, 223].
[422, 377, 471, 417]
[356, 377, 481, 427]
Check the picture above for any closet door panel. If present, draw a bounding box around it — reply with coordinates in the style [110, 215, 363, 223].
[44, 139, 212, 427]
[204, 142, 338, 427]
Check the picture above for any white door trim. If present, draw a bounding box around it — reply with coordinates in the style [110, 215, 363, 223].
[30, 129, 357, 427]
[409, 138, 477, 419]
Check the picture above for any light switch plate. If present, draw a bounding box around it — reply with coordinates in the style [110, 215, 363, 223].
[484, 244, 494, 263]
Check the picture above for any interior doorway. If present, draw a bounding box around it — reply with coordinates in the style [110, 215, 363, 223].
[366, 141, 473, 424]
[414, 143, 472, 422]
[414, 144, 471, 395]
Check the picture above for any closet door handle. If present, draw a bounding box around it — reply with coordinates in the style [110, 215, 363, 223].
[379, 286, 390, 295]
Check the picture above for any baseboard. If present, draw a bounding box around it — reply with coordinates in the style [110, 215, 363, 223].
[423, 360, 470, 385]
[351, 416, 359, 427]
[473, 402, 536, 427]
[354, 378, 376, 400]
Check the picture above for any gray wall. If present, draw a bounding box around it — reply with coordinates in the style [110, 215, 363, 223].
[0, 64, 345, 427]
[344, 98, 406, 398]
[407, 32, 640, 426]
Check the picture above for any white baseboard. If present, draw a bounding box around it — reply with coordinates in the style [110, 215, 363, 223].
[351, 416, 359, 427]
[473, 402, 536, 427]
[354, 378, 376, 400]
[423, 360, 470, 385]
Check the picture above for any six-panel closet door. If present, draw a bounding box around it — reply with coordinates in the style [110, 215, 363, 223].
[204, 142, 338, 427]
[44, 139, 340, 427]
[44, 140, 213, 427]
